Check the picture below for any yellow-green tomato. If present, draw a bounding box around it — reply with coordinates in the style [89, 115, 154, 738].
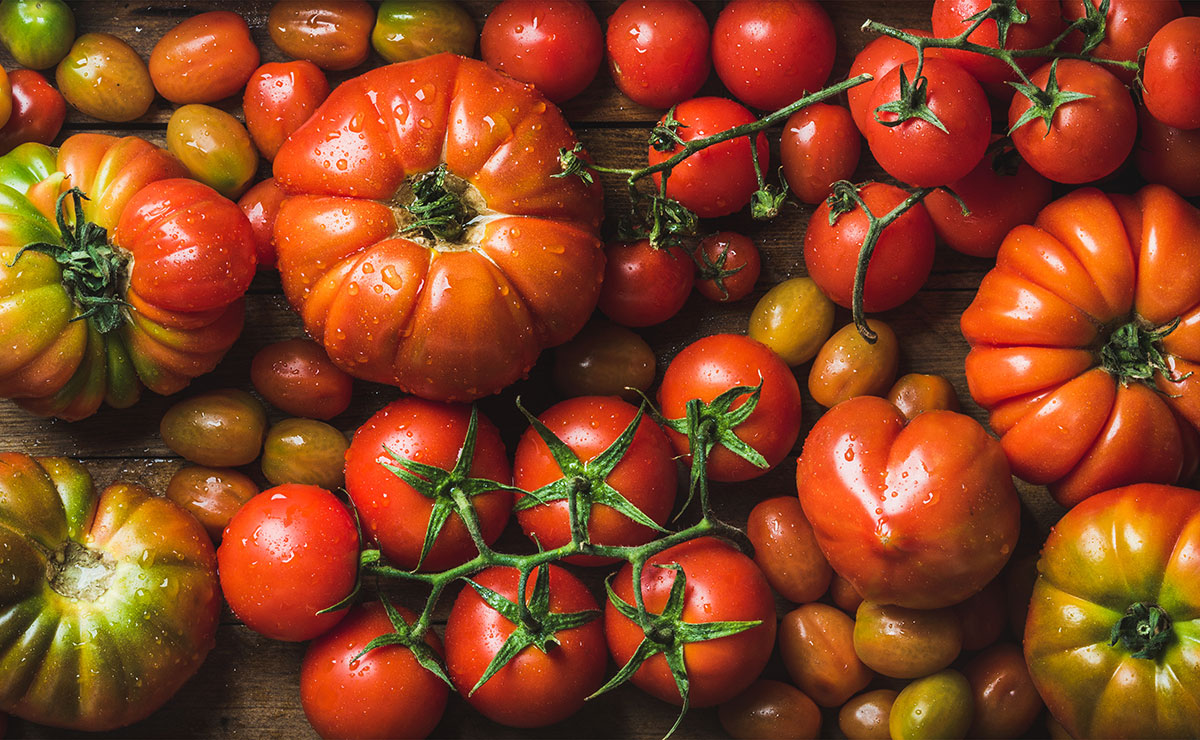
[261, 418, 349, 489]
[748, 277, 835, 366]
[0, 0, 75, 70]
[854, 600, 963, 679]
[167, 104, 258, 198]
[889, 670, 973, 740]
[372, 0, 476, 63]
[808, 319, 900, 408]
[56, 32, 153, 122]
[161, 389, 268, 467]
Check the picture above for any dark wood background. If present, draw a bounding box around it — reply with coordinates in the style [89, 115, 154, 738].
[1, 1, 1085, 737]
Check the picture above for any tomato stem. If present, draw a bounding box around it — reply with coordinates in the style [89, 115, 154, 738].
[1100, 317, 1192, 387]
[1110, 602, 1174, 660]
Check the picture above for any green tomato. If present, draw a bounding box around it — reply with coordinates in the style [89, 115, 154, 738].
[166, 104, 258, 199]
[372, 0, 476, 63]
[261, 417, 349, 489]
[0, 0, 75, 70]
[889, 670, 974, 740]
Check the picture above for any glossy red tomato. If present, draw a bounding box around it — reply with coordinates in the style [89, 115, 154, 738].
[598, 240, 695, 327]
[711, 0, 835, 110]
[932, 0, 1064, 83]
[268, 0, 374, 71]
[1062, 0, 1182, 83]
[694, 231, 760, 302]
[1135, 107, 1200, 197]
[481, 0, 603, 102]
[237, 177, 287, 268]
[149, 11, 259, 103]
[1144, 16, 1200, 130]
[847, 29, 937, 136]
[243, 60, 330, 160]
[658, 333, 802, 482]
[0, 69, 65, 152]
[251, 337, 353, 419]
[218, 484, 359, 641]
[647, 96, 769, 218]
[606, 0, 709, 109]
[780, 103, 861, 205]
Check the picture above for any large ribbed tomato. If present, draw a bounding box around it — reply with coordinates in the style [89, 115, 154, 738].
[273, 53, 605, 402]
[961, 186, 1200, 508]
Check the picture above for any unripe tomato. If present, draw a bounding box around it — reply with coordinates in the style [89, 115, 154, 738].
[694, 231, 760, 303]
[0, 68, 11, 130]
[808, 320, 900, 408]
[718, 680, 821, 740]
[853, 601, 963, 679]
[243, 60, 329, 160]
[250, 338, 354, 420]
[56, 32, 153, 122]
[747, 496, 832, 604]
[606, 0, 710, 109]
[779, 603, 874, 707]
[237, 178, 287, 269]
[886, 373, 960, 420]
[748, 277, 835, 366]
[149, 11, 259, 103]
[889, 669, 974, 740]
[372, 0, 476, 63]
[781, 103, 861, 204]
[166, 465, 259, 542]
[0, 69, 65, 151]
[161, 389, 268, 467]
[551, 320, 656, 401]
[268, 0, 374, 71]
[166, 104, 259, 199]
[838, 689, 897, 740]
[261, 418, 350, 489]
[0, 0, 74, 70]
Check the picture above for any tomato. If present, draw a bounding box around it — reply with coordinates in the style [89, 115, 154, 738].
[830, 573, 864, 613]
[711, 0, 835, 111]
[598, 240, 695, 327]
[1062, 0, 1182, 83]
[160, 389, 268, 467]
[847, 29, 938, 136]
[149, 11, 259, 104]
[804, 182, 936, 312]
[481, 0, 603, 103]
[779, 603, 873, 707]
[747, 496, 832, 604]
[694, 231, 760, 303]
[658, 333, 803, 482]
[250, 337, 354, 419]
[262, 418, 350, 489]
[717, 680, 821, 740]
[1004, 552, 1039, 640]
[273, 54, 604, 402]
[605, 538, 776, 707]
[780, 103, 860, 205]
[513, 396, 676, 564]
[1143, 16, 1200, 130]
[1008, 59, 1135, 184]
[372, 0, 476, 63]
[961, 186, 1200, 507]
[166, 465, 259, 542]
[302, 601, 448, 740]
[218, 484, 358, 642]
[647, 96, 769, 219]
[268, 0, 373, 71]
[839, 689, 897, 740]
[889, 669, 974, 740]
[1135, 106, 1200, 197]
[852, 601, 963, 679]
[243, 60, 330, 160]
[0, 69, 65, 152]
[56, 32, 153, 122]
[964, 643, 1042, 739]
[606, 0, 710, 109]
[747, 277, 835, 366]
[0, 454, 219, 731]
[343, 398, 512, 571]
[808, 319, 901, 408]
[238, 177, 287, 268]
[886, 373, 961, 420]
[797, 395, 1021, 609]
[953, 578, 1006, 651]
[0, 0, 74, 70]
[551, 319, 656, 401]
[932, 0, 1064, 84]
[167, 104, 259, 199]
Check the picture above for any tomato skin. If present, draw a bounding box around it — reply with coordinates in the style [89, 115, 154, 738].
[445, 565, 605, 727]
[250, 337, 354, 419]
[372, 0, 476, 63]
[481, 0, 603, 103]
[886, 373, 961, 420]
[964, 643, 1042, 739]
[56, 32, 153, 122]
[658, 333, 803, 482]
[804, 182, 936, 313]
[796, 396, 1021, 609]
[808, 319, 900, 409]
[598, 240, 695, 327]
[0, 69, 66, 152]
[711, 0, 835, 111]
[237, 177, 287, 268]
[747, 496, 832, 604]
[268, 0, 374, 71]
[606, 0, 710, 109]
[302, 602, 448, 740]
[1135, 106, 1200, 197]
[167, 104, 259, 199]
[838, 689, 897, 740]
[243, 60, 330, 160]
[779, 603, 873, 707]
[847, 30, 938, 136]
[718, 680, 821, 740]
[932, 0, 1063, 83]
[262, 418, 350, 489]
[780, 103, 861, 205]
[149, 11, 259, 104]
[694, 231, 760, 303]
[647, 96, 769, 218]
[952, 577, 1006, 651]
[0, 0, 74, 70]
[160, 388, 268, 467]
[748, 277, 835, 366]
[889, 670, 974, 740]
[605, 538, 777, 707]
[551, 320, 656, 401]
[852, 601, 963, 679]
[829, 573, 864, 613]
[1144, 16, 1200, 130]
[166, 465, 259, 542]
[1062, 0, 1182, 83]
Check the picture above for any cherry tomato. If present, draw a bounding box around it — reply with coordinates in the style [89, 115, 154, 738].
[165, 465, 259, 542]
[830, 573, 864, 613]
[839, 689, 898, 740]
[261, 418, 349, 490]
[1062, 0, 1182, 83]
[1143, 16, 1200, 130]
[658, 333, 803, 482]
[932, 0, 1064, 84]
[598, 240, 695, 327]
[0, 0, 74, 70]
[243, 60, 330, 160]
[889, 669, 974, 740]
[886, 373, 961, 420]
[804, 182, 936, 312]
[780, 103, 861, 204]
[301, 601, 448, 740]
[481, 0, 603, 103]
[0, 69, 65, 152]
[953, 578, 1006, 651]
[1004, 553, 1039, 641]
[56, 32, 153, 122]
[166, 104, 259, 199]
[218, 484, 358, 641]
[964, 643, 1042, 739]
[747, 496, 832, 604]
[853, 601, 963, 679]
[606, 0, 710, 109]
[647, 96, 769, 218]
[847, 29, 937, 136]
[1135, 106, 1200, 196]
[149, 11, 259, 104]
[808, 320, 900, 409]
[779, 603, 873, 708]
[711, 0, 835, 110]
[552, 320, 657, 401]
[250, 338, 354, 419]
[747, 277, 835, 366]
[372, 0, 476, 63]
[1008, 59, 1135, 184]
[694, 231, 760, 302]
[160, 389, 268, 467]
[238, 178, 287, 268]
[718, 680, 821, 740]
[268, 0, 374, 71]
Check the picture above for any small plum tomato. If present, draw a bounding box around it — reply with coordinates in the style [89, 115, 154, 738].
[0, 69, 65, 152]
[268, 0, 374, 70]
[166, 465, 259, 542]
[808, 320, 900, 409]
[237, 178, 288, 268]
[718, 680, 822, 740]
[261, 418, 350, 490]
[243, 60, 330, 160]
[551, 320, 656, 401]
[747, 496, 832, 604]
[149, 11, 259, 103]
[747, 277, 835, 367]
[166, 104, 259, 199]
[779, 603, 874, 708]
[372, 0, 476, 63]
[56, 32, 153, 122]
[853, 601, 963, 679]
[250, 338, 354, 420]
[886, 373, 961, 420]
[160, 389, 268, 467]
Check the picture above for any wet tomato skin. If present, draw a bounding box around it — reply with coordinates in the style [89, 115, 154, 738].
[238, 178, 288, 269]
[779, 603, 874, 707]
[718, 680, 822, 740]
[149, 10, 259, 103]
[781, 103, 861, 205]
[160, 388, 268, 467]
[165, 465, 259, 542]
[747, 496, 832, 603]
[56, 32, 154, 122]
[551, 320, 656, 401]
[250, 338, 354, 420]
[268, 0, 374, 70]
[853, 600, 963, 679]
[261, 418, 350, 490]
[839, 689, 897, 740]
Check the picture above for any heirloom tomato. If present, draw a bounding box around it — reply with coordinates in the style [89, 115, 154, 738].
[779, 603, 872, 707]
[961, 186, 1200, 507]
[1062, 0, 1181, 83]
[243, 60, 330, 160]
[237, 177, 287, 267]
[148, 11, 259, 104]
[694, 231, 760, 303]
[56, 33, 153, 122]
[372, 0, 476, 63]
[606, 0, 710, 109]
[0, 454, 220, 731]
[780, 103, 861, 205]
[268, 0, 373, 71]
[165, 464, 259, 542]
[796, 396, 1021, 609]
[273, 54, 604, 402]
[1025, 484, 1200, 738]
[261, 418, 349, 489]
[551, 320, 656, 401]
[718, 680, 821, 740]
[481, 0, 603, 103]
[160, 388, 268, 467]
[1143, 16, 1200, 130]
[250, 337, 353, 419]
[0, 135, 255, 420]
[166, 104, 259, 199]
[0, 0, 74, 70]
[598, 240, 694, 327]
[931, 0, 1063, 83]
[0, 70, 65, 153]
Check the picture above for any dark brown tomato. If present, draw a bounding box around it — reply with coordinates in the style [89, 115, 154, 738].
[261, 418, 350, 489]
[717, 680, 821, 740]
[965, 643, 1042, 739]
[250, 338, 354, 420]
[830, 573, 864, 613]
[747, 496, 832, 603]
[551, 320, 656, 401]
[1004, 553, 1039, 639]
[953, 579, 1007, 651]
[779, 603, 874, 707]
[160, 389, 268, 467]
[838, 689, 898, 740]
[166, 465, 260, 542]
[853, 601, 963, 679]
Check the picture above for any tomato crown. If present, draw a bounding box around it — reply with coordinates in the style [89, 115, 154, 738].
[349, 596, 452, 687]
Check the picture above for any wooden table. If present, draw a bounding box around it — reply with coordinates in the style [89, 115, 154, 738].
[2, 1, 1067, 737]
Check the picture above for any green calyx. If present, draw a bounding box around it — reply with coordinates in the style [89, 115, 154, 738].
[1072, 0, 1111, 55]
[693, 239, 747, 301]
[873, 65, 949, 134]
[1110, 602, 1174, 660]
[965, 0, 1030, 48]
[648, 107, 689, 153]
[1008, 59, 1095, 137]
[1099, 317, 1191, 387]
[10, 187, 129, 335]
[401, 163, 474, 243]
[351, 597, 452, 687]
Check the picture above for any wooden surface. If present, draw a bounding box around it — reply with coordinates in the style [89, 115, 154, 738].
[2, 1, 1068, 738]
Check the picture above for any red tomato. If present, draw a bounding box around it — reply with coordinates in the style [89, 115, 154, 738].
[605, 538, 776, 707]
[647, 96, 768, 218]
[780, 103, 861, 205]
[513, 396, 677, 564]
[149, 11, 260, 104]
[606, 0, 710, 109]
[250, 337, 354, 419]
[481, 0, 603, 103]
[694, 231, 761, 302]
[711, 0, 835, 111]
[243, 60, 330, 160]
[598, 240, 695, 327]
[804, 181, 936, 312]
[1062, 0, 1182, 83]
[658, 333, 802, 482]
[847, 29, 937, 136]
[865, 58, 991, 187]
[237, 177, 286, 268]
[932, 0, 1064, 83]
[268, 0, 374, 71]
[0, 69, 65, 152]
[218, 484, 359, 642]
[445, 565, 606, 727]
[301, 602, 449, 740]
[1135, 106, 1200, 197]
[343, 398, 512, 571]
[1143, 16, 1200, 130]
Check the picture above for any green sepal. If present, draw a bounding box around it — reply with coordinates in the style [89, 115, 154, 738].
[401, 163, 472, 242]
[648, 106, 689, 153]
[963, 0, 1030, 48]
[1109, 601, 1174, 661]
[1008, 59, 1095, 136]
[351, 597, 453, 687]
[554, 143, 595, 186]
[872, 64, 949, 134]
